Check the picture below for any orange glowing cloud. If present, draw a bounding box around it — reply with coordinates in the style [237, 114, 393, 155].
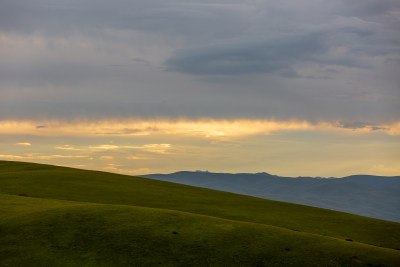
[15, 142, 32, 146]
[87, 144, 171, 154]
[0, 118, 398, 139]
[0, 154, 88, 160]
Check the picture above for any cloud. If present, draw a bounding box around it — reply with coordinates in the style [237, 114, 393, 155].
[1, 119, 399, 140]
[99, 156, 113, 160]
[15, 142, 31, 146]
[336, 121, 389, 132]
[101, 164, 150, 175]
[0, 0, 398, 124]
[0, 154, 88, 160]
[0, 0, 252, 38]
[88, 143, 172, 154]
[335, 0, 400, 18]
[385, 122, 400, 136]
[118, 168, 151, 175]
[89, 145, 120, 150]
[55, 145, 82, 151]
[338, 121, 374, 129]
[37, 155, 88, 159]
[0, 154, 24, 160]
[369, 164, 400, 176]
[165, 33, 326, 76]
[103, 163, 120, 171]
[140, 144, 171, 154]
[127, 155, 155, 160]
[71, 164, 88, 168]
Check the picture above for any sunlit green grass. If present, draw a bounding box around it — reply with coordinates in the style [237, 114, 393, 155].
[1, 161, 400, 266]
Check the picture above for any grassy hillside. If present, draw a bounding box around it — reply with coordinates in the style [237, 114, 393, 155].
[143, 171, 400, 222]
[1, 160, 400, 266]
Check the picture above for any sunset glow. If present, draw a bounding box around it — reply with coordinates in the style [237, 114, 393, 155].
[0, 117, 399, 177]
[1, 118, 399, 138]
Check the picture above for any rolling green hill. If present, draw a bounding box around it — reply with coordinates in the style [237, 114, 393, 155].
[1, 160, 400, 266]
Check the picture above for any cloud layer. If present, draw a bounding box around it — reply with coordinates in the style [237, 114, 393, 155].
[0, 0, 399, 123]
[1, 118, 399, 138]
[1, 117, 399, 177]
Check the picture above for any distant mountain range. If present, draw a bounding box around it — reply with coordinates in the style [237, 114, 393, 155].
[142, 172, 400, 222]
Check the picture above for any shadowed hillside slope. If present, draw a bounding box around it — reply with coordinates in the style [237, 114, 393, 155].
[143, 171, 400, 222]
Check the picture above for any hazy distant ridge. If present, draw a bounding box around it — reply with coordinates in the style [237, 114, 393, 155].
[143, 172, 400, 222]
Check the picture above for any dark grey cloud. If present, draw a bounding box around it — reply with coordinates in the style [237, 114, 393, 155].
[0, 0, 399, 123]
[164, 29, 380, 76]
[339, 121, 376, 129]
[1, 0, 398, 38]
[0, 60, 104, 88]
[0, 0, 249, 40]
[335, 0, 400, 18]
[337, 121, 390, 131]
[165, 33, 325, 76]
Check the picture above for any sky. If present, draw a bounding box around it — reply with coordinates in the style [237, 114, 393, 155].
[0, 0, 399, 177]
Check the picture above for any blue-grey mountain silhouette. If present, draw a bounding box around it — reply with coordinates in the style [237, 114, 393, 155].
[142, 172, 400, 222]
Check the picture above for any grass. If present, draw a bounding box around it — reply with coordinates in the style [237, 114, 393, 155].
[1, 160, 400, 266]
